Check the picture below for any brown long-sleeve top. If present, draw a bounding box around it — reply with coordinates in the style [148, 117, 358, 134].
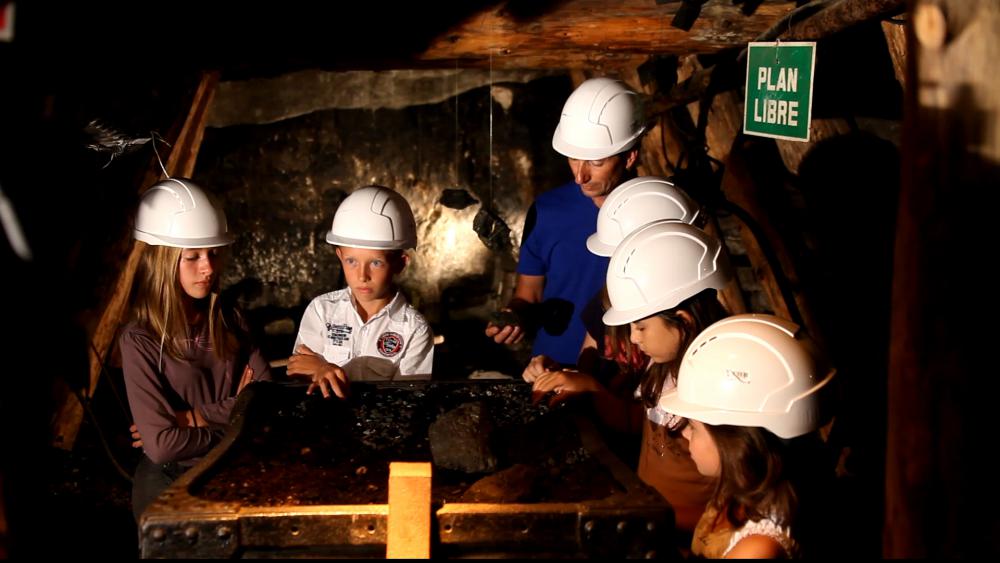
[120, 321, 271, 466]
[637, 418, 717, 532]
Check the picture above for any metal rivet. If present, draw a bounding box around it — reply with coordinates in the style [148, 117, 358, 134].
[583, 520, 595, 533]
[645, 550, 657, 559]
[646, 521, 656, 532]
[217, 526, 232, 540]
[184, 526, 199, 540]
[617, 520, 628, 534]
[151, 528, 166, 542]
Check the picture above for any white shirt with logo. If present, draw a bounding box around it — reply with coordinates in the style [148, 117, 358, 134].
[294, 288, 433, 381]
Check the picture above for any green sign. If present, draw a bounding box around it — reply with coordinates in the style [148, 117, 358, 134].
[744, 42, 816, 142]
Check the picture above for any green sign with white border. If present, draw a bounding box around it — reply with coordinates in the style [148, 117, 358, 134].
[744, 41, 816, 142]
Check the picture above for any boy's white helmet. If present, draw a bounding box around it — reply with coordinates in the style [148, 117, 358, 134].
[326, 185, 417, 250]
[658, 314, 836, 439]
[587, 176, 700, 256]
[603, 220, 732, 326]
[133, 178, 235, 248]
[552, 78, 646, 161]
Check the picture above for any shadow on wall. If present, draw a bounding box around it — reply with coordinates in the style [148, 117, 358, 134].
[795, 129, 900, 557]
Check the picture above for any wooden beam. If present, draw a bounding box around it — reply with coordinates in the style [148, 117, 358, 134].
[648, 0, 906, 116]
[885, 0, 998, 556]
[881, 18, 907, 89]
[386, 462, 432, 558]
[50, 71, 220, 450]
[418, 0, 798, 69]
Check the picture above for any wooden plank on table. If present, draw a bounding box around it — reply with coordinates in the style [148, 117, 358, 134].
[386, 462, 432, 559]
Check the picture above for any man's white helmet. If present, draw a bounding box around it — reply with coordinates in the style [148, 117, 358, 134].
[603, 220, 733, 326]
[658, 314, 836, 439]
[587, 176, 700, 256]
[552, 77, 647, 161]
[326, 185, 417, 250]
[133, 178, 235, 248]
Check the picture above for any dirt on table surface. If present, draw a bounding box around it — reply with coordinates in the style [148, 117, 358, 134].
[195, 381, 624, 507]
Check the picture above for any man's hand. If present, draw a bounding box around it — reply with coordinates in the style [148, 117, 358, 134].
[287, 344, 350, 399]
[485, 322, 525, 345]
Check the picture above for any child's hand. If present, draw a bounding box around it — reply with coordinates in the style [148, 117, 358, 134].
[309, 364, 350, 400]
[174, 408, 208, 428]
[237, 364, 255, 394]
[532, 369, 598, 407]
[129, 424, 143, 448]
[288, 344, 349, 400]
[522, 355, 557, 383]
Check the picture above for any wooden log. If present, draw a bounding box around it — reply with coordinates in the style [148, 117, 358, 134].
[386, 462, 432, 559]
[649, 0, 906, 115]
[885, 0, 999, 556]
[49, 71, 220, 450]
[618, 63, 682, 178]
[418, 0, 798, 69]
[881, 18, 907, 89]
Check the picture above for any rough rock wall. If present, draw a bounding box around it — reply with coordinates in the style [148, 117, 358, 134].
[194, 72, 573, 340]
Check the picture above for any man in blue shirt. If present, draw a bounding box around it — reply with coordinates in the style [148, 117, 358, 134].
[485, 78, 645, 366]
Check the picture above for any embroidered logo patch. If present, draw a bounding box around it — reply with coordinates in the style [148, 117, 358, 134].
[325, 323, 352, 346]
[376, 331, 404, 357]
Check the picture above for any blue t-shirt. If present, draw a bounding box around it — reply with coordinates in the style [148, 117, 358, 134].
[517, 182, 609, 366]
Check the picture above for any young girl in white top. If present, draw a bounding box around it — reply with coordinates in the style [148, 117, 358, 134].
[658, 314, 837, 558]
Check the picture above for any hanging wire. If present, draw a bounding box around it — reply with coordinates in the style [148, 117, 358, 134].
[454, 60, 460, 187]
[150, 130, 170, 179]
[488, 39, 494, 209]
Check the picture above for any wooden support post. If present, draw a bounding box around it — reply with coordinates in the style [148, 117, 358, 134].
[386, 462, 432, 559]
[49, 71, 220, 450]
[881, 18, 907, 90]
[885, 0, 998, 556]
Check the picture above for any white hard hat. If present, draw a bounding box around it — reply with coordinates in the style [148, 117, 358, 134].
[326, 185, 417, 250]
[552, 77, 647, 161]
[587, 176, 700, 256]
[658, 314, 836, 439]
[133, 178, 234, 248]
[603, 220, 732, 326]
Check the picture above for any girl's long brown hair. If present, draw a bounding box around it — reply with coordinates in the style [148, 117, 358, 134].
[704, 425, 832, 555]
[637, 288, 729, 409]
[129, 242, 238, 361]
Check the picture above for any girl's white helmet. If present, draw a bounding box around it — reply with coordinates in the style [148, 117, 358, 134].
[326, 185, 417, 250]
[603, 220, 732, 326]
[133, 178, 235, 248]
[552, 78, 646, 161]
[658, 314, 836, 439]
[587, 176, 700, 256]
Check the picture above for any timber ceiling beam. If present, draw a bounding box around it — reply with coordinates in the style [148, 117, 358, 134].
[417, 0, 799, 69]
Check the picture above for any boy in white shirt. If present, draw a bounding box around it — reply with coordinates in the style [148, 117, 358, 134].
[287, 185, 434, 398]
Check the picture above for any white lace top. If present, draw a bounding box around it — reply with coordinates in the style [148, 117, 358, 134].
[725, 516, 800, 558]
